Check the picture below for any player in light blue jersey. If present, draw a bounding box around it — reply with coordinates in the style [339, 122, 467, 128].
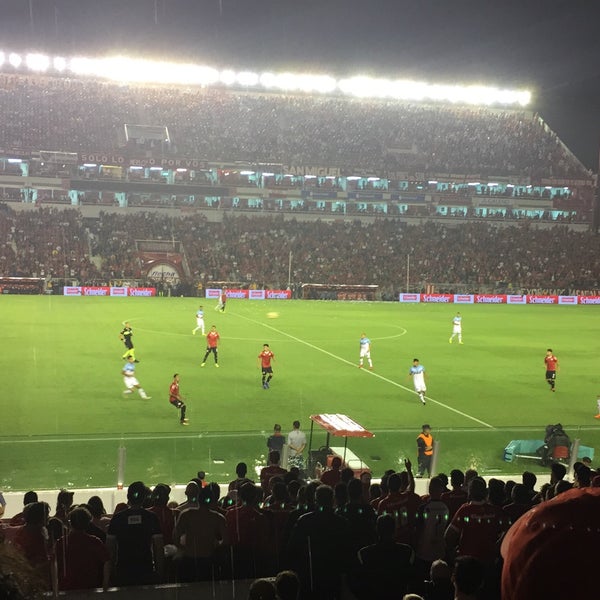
[449, 312, 463, 344]
[409, 358, 427, 404]
[122, 355, 151, 399]
[192, 305, 205, 335]
[358, 333, 373, 369]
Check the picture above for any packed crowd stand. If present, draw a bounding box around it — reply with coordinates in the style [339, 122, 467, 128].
[1, 205, 599, 295]
[1, 455, 598, 599]
[0, 73, 589, 179]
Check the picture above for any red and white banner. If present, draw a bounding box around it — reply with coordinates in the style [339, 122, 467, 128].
[205, 288, 221, 299]
[63, 286, 82, 296]
[397, 293, 600, 305]
[63, 286, 155, 296]
[249, 289, 266, 300]
[82, 286, 110, 296]
[266, 290, 292, 299]
[225, 289, 249, 299]
[128, 287, 156, 297]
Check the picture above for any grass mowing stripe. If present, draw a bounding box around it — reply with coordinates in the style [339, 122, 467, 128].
[234, 311, 494, 429]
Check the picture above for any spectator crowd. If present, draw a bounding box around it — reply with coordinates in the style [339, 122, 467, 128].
[1, 454, 599, 600]
[0, 73, 589, 179]
[2, 205, 600, 295]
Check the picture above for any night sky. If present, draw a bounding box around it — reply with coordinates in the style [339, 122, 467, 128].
[1, 0, 598, 169]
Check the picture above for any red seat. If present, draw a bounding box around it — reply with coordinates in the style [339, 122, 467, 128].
[552, 446, 570, 460]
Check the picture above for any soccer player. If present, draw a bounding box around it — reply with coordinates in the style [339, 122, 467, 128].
[215, 289, 227, 312]
[192, 305, 205, 336]
[258, 343, 275, 389]
[122, 356, 151, 399]
[358, 333, 373, 369]
[409, 358, 427, 404]
[449, 312, 463, 344]
[201, 325, 220, 367]
[595, 395, 600, 419]
[120, 322, 138, 361]
[169, 374, 189, 425]
[544, 348, 559, 392]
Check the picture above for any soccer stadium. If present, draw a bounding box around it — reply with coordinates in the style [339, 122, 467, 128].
[0, 34, 599, 600]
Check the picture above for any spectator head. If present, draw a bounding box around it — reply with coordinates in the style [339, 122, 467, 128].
[522, 471, 537, 490]
[275, 570, 300, 600]
[550, 462, 567, 482]
[430, 559, 452, 582]
[271, 481, 288, 504]
[239, 482, 259, 506]
[236, 462, 248, 478]
[208, 481, 221, 503]
[464, 469, 478, 486]
[554, 480, 573, 496]
[269, 450, 281, 465]
[467, 477, 487, 502]
[292, 420, 300, 430]
[347, 478, 363, 502]
[68, 506, 92, 531]
[24, 501, 50, 527]
[581, 456, 592, 468]
[428, 476, 445, 499]
[23, 491, 38, 506]
[330, 456, 342, 470]
[488, 478, 505, 505]
[315, 485, 334, 509]
[334, 482, 348, 507]
[127, 481, 148, 506]
[450, 469, 465, 488]
[436, 472, 449, 489]
[388, 472, 402, 493]
[151, 484, 171, 507]
[375, 513, 396, 542]
[248, 578, 277, 600]
[574, 465, 592, 487]
[57, 489, 74, 511]
[453, 556, 484, 596]
[369, 483, 382, 501]
[273, 424, 281, 433]
[511, 484, 531, 505]
[340, 467, 355, 483]
[87, 495, 106, 518]
[184, 481, 200, 503]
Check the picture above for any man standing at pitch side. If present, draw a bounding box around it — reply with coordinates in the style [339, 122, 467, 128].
[201, 325, 220, 367]
[544, 348, 559, 392]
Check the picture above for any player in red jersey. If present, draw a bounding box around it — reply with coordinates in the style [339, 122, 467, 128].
[544, 348, 559, 392]
[258, 344, 275, 389]
[201, 325, 220, 367]
[169, 373, 188, 425]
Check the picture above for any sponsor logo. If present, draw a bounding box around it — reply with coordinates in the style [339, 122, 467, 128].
[226, 289, 248, 299]
[422, 294, 452, 303]
[63, 286, 82, 296]
[558, 296, 577, 305]
[249, 290, 266, 300]
[266, 290, 291, 299]
[110, 287, 128, 296]
[579, 296, 600, 304]
[83, 287, 109, 296]
[527, 295, 558, 304]
[128, 287, 156, 296]
[507, 295, 527, 304]
[475, 295, 506, 304]
[205, 288, 221, 298]
[455, 295, 474, 303]
[399, 293, 420, 303]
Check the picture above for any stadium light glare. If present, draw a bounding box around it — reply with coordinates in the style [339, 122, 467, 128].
[346, 176, 361, 181]
[8, 53, 22, 68]
[261, 172, 275, 177]
[53, 56, 67, 71]
[26, 53, 50, 72]
[219, 69, 236, 85]
[237, 71, 259, 87]
[0, 52, 5, 67]
[240, 170, 255, 176]
[7, 158, 22, 163]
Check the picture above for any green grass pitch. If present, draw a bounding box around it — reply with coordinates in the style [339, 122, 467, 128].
[1, 296, 599, 491]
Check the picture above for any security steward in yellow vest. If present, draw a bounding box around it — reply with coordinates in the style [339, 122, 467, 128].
[417, 424, 434, 478]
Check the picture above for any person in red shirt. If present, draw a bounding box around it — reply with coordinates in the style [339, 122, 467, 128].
[258, 344, 275, 389]
[201, 325, 220, 367]
[544, 348, 559, 392]
[168, 373, 188, 425]
[445, 477, 509, 566]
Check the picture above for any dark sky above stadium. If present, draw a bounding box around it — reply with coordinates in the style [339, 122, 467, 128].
[2, 0, 599, 169]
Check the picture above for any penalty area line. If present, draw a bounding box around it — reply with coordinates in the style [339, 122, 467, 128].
[234, 313, 494, 429]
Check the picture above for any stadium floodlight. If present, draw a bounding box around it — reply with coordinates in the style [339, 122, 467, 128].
[236, 71, 259, 87]
[26, 53, 50, 72]
[176, 168, 187, 172]
[53, 56, 67, 72]
[304, 174, 317, 179]
[261, 172, 275, 177]
[240, 170, 255, 176]
[487, 182, 498, 186]
[367, 177, 380, 181]
[346, 176, 361, 181]
[467, 182, 480, 186]
[8, 53, 22, 68]
[149, 166, 162, 171]
[0, 51, 5, 67]
[219, 69, 236, 85]
[428, 180, 438, 184]
[7, 158, 22, 163]
[82, 163, 97, 168]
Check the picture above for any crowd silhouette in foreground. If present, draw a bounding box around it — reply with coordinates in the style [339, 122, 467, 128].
[1, 457, 599, 599]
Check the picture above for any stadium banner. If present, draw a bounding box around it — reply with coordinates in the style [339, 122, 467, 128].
[398, 293, 421, 303]
[558, 295, 578, 305]
[110, 287, 128, 297]
[249, 289, 266, 300]
[579, 296, 600, 305]
[82, 286, 110, 296]
[421, 294, 453, 303]
[507, 295, 527, 304]
[226, 289, 249, 299]
[474, 295, 506, 304]
[267, 290, 292, 299]
[63, 286, 83, 296]
[526, 295, 559, 304]
[128, 287, 156, 297]
[205, 288, 221, 299]
[454, 294, 475, 304]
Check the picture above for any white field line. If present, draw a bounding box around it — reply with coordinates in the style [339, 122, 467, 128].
[235, 312, 494, 429]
